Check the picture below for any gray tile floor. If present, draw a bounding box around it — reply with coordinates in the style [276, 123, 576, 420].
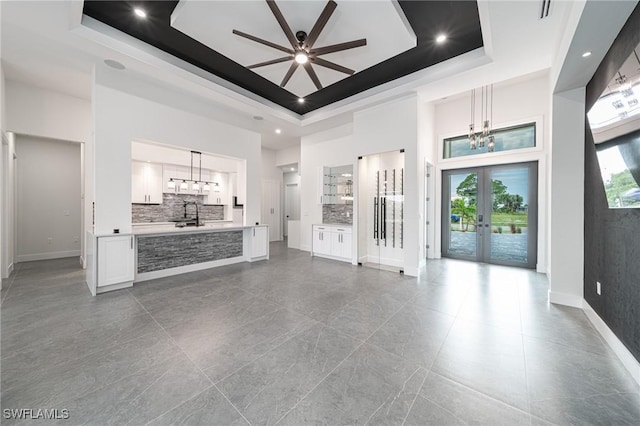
[1, 242, 639, 425]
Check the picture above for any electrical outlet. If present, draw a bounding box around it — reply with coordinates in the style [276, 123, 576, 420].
[73, 236, 79, 243]
[596, 281, 602, 295]
[47, 237, 52, 244]
[64, 210, 70, 216]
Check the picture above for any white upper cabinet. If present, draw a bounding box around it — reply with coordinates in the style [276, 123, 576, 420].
[132, 161, 163, 204]
[208, 172, 229, 205]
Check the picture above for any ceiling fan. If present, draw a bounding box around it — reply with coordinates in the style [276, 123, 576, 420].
[233, 0, 367, 91]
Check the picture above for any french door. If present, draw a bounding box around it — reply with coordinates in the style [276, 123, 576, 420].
[442, 162, 538, 269]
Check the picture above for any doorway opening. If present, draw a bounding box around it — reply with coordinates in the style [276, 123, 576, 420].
[442, 161, 538, 269]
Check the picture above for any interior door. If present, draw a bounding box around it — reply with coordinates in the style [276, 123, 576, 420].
[442, 162, 537, 268]
[262, 180, 281, 242]
[284, 183, 299, 237]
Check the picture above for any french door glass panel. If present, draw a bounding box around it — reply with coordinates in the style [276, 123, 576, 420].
[443, 162, 537, 268]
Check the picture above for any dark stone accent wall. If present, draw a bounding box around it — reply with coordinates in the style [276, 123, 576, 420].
[137, 230, 243, 273]
[132, 193, 224, 223]
[323, 204, 353, 225]
[584, 2, 640, 362]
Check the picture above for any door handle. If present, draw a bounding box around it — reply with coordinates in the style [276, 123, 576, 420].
[131, 236, 133, 249]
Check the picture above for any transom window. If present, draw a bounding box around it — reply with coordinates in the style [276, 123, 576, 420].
[443, 123, 536, 159]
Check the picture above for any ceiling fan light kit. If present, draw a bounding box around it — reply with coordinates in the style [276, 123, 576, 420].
[233, 0, 367, 91]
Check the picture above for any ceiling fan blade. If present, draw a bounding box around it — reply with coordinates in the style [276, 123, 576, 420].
[248, 56, 293, 69]
[266, 0, 299, 49]
[280, 62, 298, 87]
[233, 29, 294, 54]
[304, 0, 337, 49]
[310, 39, 367, 56]
[311, 57, 355, 75]
[303, 63, 323, 90]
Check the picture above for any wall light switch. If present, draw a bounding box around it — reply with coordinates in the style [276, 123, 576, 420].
[47, 238, 52, 244]
[596, 281, 602, 295]
[64, 210, 70, 216]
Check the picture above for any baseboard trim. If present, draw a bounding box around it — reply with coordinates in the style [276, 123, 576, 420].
[300, 244, 311, 252]
[548, 290, 583, 308]
[583, 300, 640, 386]
[8, 262, 14, 276]
[17, 250, 81, 263]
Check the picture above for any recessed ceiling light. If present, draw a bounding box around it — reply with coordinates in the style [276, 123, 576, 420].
[290, 167, 295, 171]
[134, 8, 147, 18]
[582, 51, 592, 58]
[295, 52, 308, 64]
[298, 97, 305, 104]
[275, 129, 282, 134]
[104, 59, 125, 70]
[436, 34, 447, 44]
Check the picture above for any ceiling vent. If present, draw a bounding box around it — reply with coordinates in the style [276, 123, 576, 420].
[539, 0, 552, 19]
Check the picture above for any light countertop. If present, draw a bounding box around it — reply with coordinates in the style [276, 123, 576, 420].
[313, 223, 353, 227]
[133, 223, 264, 236]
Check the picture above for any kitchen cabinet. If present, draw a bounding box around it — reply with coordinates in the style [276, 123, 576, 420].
[312, 225, 352, 262]
[250, 226, 269, 259]
[312, 226, 332, 256]
[132, 161, 163, 203]
[97, 235, 135, 290]
[207, 172, 229, 204]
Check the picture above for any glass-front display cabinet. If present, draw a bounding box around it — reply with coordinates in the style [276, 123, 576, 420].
[323, 165, 354, 205]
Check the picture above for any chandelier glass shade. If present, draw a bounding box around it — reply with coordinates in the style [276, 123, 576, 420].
[468, 85, 495, 152]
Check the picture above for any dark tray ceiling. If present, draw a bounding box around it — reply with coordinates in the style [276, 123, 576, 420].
[83, 0, 483, 115]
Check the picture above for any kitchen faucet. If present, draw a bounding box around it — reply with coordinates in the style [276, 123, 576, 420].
[183, 201, 200, 226]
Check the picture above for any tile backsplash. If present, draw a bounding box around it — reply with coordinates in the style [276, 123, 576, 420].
[132, 193, 224, 223]
[323, 204, 353, 225]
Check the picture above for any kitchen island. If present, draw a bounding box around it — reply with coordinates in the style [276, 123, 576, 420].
[134, 223, 268, 281]
[85, 224, 268, 294]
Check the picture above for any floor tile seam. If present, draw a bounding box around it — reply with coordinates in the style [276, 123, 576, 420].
[1, 332, 186, 403]
[0, 324, 167, 393]
[210, 382, 253, 425]
[126, 290, 258, 423]
[428, 368, 531, 414]
[517, 279, 532, 417]
[272, 296, 416, 425]
[140, 384, 217, 426]
[521, 333, 622, 362]
[156, 295, 287, 339]
[271, 338, 368, 426]
[415, 305, 458, 373]
[529, 390, 640, 405]
[33, 352, 188, 420]
[413, 393, 471, 425]
[127, 290, 216, 386]
[133, 278, 247, 303]
[400, 367, 430, 426]
[427, 370, 534, 415]
[0, 310, 157, 362]
[209, 318, 321, 385]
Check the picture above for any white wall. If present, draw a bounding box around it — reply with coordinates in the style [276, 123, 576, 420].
[353, 95, 420, 276]
[92, 66, 261, 235]
[15, 135, 81, 261]
[275, 145, 300, 167]
[429, 74, 551, 273]
[0, 64, 6, 280]
[261, 148, 284, 181]
[548, 87, 585, 307]
[5, 80, 91, 143]
[300, 124, 353, 253]
[1, 132, 16, 279]
[4, 80, 91, 267]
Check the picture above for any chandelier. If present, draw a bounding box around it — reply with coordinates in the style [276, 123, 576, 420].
[468, 84, 495, 152]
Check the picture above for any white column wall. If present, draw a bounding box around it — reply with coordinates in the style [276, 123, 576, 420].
[548, 87, 585, 307]
[92, 68, 261, 236]
[353, 95, 420, 276]
[300, 125, 354, 253]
